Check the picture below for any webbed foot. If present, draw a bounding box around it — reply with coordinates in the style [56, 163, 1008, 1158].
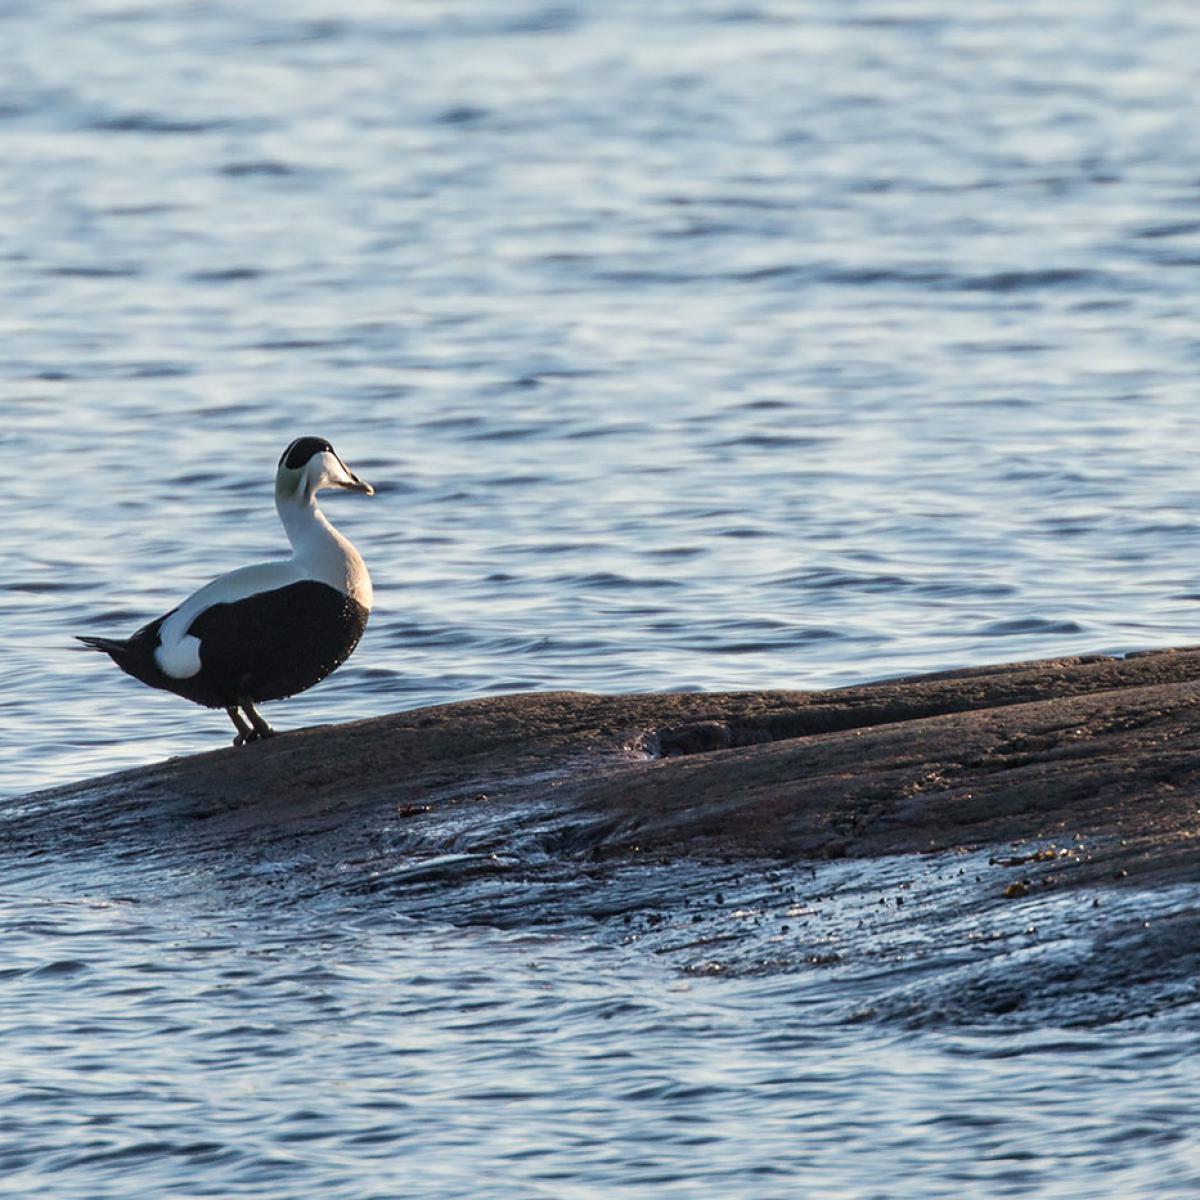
[226, 701, 276, 746]
[227, 705, 252, 746]
[243, 699, 275, 741]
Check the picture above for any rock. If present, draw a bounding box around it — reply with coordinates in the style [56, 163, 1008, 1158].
[6, 649, 1200, 1023]
[4, 647, 1199, 888]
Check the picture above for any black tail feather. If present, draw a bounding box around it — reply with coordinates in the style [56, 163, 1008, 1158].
[77, 629, 165, 691]
[76, 635, 128, 657]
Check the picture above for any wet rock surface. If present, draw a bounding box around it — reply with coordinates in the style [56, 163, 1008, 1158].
[5, 648, 1199, 1025]
[11, 647, 1200, 871]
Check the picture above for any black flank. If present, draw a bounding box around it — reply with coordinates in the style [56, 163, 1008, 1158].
[182, 581, 369, 707]
[82, 581, 369, 709]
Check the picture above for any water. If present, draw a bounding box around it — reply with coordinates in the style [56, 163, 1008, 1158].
[3, 845, 1197, 1200]
[2, 1, 1199, 1195]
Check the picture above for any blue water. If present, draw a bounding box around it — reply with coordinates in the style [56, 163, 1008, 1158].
[2, 2, 1199, 1195]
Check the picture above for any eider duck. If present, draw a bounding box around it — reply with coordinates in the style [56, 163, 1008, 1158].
[77, 436, 374, 745]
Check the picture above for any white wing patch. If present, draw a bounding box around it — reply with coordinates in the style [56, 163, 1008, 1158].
[153, 560, 306, 680]
[156, 633, 203, 679]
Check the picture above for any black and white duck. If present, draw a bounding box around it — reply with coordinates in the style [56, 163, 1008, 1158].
[77, 436, 374, 745]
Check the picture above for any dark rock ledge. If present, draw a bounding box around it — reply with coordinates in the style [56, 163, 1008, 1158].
[6, 648, 1200, 888]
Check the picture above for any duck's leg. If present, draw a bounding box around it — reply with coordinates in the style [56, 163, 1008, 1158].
[241, 699, 276, 741]
[226, 705, 254, 747]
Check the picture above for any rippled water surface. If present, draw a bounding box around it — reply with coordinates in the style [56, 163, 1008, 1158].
[3, 846, 1198, 1200]
[3, 1, 1199, 1196]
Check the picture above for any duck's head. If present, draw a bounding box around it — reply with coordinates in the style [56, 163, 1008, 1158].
[276, 436, 374, 503]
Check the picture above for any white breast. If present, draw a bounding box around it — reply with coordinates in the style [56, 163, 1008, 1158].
[278, 501, 373, 610]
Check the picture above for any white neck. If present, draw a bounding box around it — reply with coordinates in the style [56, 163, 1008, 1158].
[276, 481, 373, 609]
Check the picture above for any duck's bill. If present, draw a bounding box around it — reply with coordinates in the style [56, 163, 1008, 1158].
[331, 452, 374, 494]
